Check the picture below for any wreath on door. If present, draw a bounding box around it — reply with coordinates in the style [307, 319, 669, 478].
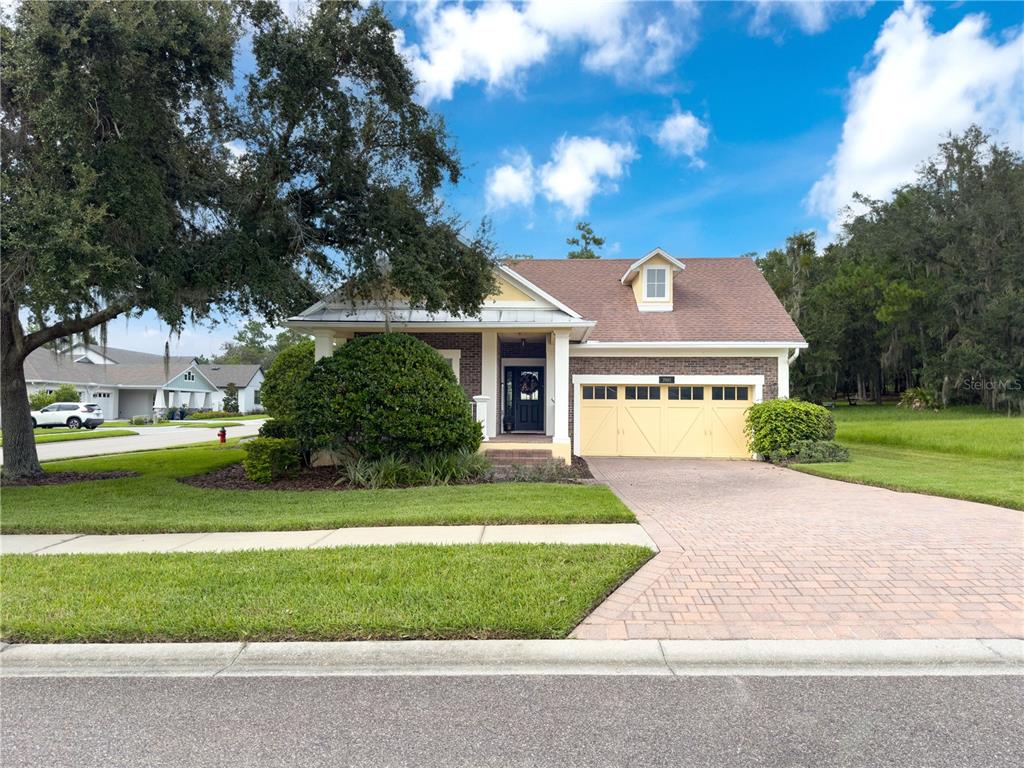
[519, 372, 539, 396]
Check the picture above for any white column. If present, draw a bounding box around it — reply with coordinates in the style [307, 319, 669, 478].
[480, 331, 498, 438]
[313, 331, 335, 360]
[777, 351, 791, 400]
[472, 395, 490, 442]
[153, 388, 166, 410]
[544, 333, 555, 436]
[203, 392, 213, 409]
[553, 330, 570, 445]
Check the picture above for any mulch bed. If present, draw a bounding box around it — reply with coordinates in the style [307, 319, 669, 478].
[179, 463, 344, 492]
[1, 470, 138, 487]
[182, 455, 595, 492]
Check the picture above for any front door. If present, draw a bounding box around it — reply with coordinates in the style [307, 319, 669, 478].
[506, 367, 544, 431]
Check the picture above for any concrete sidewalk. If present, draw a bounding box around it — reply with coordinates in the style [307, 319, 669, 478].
[0, 523, 657, 555]
[1, 639, 1020, 678]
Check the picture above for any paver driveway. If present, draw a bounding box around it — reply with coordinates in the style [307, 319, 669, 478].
[573, 459, 1023, 640]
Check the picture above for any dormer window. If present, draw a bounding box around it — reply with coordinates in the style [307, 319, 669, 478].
[645, 267, 667, 299]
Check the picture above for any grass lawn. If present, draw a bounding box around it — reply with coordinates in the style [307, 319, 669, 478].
[0, 544, 651, 642]
[173, 421, 244, 429]
[0, 429, 137, 446]
[98, 420, 244, 429]
[792, 405, 1023, 509]
[0, 444, 635, 534]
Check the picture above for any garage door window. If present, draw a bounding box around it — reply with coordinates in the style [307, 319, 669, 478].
[583, 385, 617, 400]
[625, 386, 660, 400]
[667, 386, 704, 401]
[711, 386, 749, 401]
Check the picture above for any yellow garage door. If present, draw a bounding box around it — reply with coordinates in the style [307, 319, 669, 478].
[579, 384, 752, 458]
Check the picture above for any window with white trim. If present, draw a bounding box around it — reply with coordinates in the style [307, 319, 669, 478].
[438, 349, 461, 382]
[183, 371, 195, 382]
[645, 267, 667, 299]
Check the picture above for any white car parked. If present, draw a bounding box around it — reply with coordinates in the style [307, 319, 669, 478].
[31, 402, 105, 430]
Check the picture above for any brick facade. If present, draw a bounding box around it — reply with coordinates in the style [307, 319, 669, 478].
[567, 355, 778, 447]
[408, 333, 483, 401]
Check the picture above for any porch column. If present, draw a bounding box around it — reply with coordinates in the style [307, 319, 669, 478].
[313, 331, 335, 360]
[480, 331, 498, 438]
[153, 388, 166, 411]
[553, 330, 570, 446]
[544, 333, 555, 436]
[777, 350, 791, 399]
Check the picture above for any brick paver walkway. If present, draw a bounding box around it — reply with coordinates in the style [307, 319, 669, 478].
[573, 459, 1023, 640]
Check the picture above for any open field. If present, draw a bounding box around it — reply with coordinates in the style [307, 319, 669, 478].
[0, 544, 651, 642]
[0, 444, 635, 534]
[793, 405, 1023, 509]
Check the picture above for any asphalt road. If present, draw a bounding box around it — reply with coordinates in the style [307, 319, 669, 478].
[1, 421, 265, 463]
[2, 675, 1020, 767]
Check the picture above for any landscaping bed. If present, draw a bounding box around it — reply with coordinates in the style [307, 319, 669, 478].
[0, 544, 652, 643]
[182, 455, 594, 491]
[0, 444, 634, 534]
[0, 470, 138, 488]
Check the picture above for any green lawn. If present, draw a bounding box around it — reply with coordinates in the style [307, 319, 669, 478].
[792, 405, 1023, 509]
[0, 444, 635, 534]
[98, 420, 243, 428]
[173, 422, 244, 428]
[0, 429, 137, 446]
[0, 544, 651, 642]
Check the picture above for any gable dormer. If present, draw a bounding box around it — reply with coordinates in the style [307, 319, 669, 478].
[620, 248, 686, 312]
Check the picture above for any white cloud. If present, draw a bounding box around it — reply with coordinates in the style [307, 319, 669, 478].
[747, 1, 873, 37]
[400, 0, 700, 103]
[809, 1, 1024, 234]
[655, 110, 710, 166]
[485, 151, 536, 210]
[539, 136, 637, 216]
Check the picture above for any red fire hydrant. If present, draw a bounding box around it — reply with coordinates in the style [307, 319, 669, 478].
[217, 427, 227, 444]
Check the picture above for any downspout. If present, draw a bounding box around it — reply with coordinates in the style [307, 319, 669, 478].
[788, 348, 800, 365]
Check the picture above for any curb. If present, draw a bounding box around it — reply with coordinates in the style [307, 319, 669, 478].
[1, 639, 1021, 678]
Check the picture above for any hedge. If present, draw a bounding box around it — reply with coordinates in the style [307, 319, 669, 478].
[295, 333, 481, 459]
[744, 399, 835, 456]
[261, 339, 314, 421]
[242, 437, 301, 483]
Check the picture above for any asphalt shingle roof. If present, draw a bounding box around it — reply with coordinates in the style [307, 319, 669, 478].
[198, 364, 262, 387]
[24, 347, 196, 387]
[508, 257, 805, 344]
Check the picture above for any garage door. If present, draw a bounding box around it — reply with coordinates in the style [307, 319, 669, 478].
[579, 384, 752, 458]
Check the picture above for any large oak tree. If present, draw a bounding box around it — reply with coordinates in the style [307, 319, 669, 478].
[1, 0, 495, 477]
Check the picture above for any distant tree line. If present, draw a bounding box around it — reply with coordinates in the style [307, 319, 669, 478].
[759, 127, 1023, 412]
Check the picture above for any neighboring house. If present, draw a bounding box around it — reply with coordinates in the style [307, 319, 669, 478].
[197, 364, 265, 413]
[286, 248, 807, 462]
[24, 345, 263, 418]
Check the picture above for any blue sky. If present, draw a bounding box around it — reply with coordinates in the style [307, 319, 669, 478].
[110, 0, 1024, 354]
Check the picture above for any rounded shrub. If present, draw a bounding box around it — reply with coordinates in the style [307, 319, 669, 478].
[261, 339, 315, 422]
[744, 399, 835, 457]
[295, 333, 482, 459]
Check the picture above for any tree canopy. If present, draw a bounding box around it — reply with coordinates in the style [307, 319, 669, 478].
[566, 221, 605, 259]
[759, 127, 1024, 412]
[0, 0, 496, 476]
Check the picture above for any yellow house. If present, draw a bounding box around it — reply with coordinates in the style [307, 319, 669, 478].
[286, 248, 806, 463]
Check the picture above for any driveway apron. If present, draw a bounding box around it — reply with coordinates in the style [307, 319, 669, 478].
[573, 458, 1023, 640]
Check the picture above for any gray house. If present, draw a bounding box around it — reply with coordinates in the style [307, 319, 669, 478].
[24, 345, 263, 419]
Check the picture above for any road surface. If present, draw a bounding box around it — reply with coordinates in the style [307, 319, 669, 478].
[1, 675, 1020, 767]
[1, 421, 265, 463]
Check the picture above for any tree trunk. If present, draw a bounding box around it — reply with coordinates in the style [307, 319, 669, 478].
[1, 303, 42, 477]
[1, 355, 42, 477]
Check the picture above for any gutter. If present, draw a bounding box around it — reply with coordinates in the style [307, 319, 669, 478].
[788, 348, 801, 365]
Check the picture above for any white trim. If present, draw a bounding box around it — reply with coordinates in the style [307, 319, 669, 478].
[498, 264, 583, 319]
[575, 341, 807, 349]
[553, 331, 570, 444]
[437, 349, 461, 382]
[777, 351, 790, 399]
[636, 304, 673, 313]
[289, 319, 594, 332]
[571, 374, 765, 455]
[620, 248, 686, 284]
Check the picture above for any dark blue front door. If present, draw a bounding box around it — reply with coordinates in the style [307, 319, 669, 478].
[506, 367, 544, 431]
